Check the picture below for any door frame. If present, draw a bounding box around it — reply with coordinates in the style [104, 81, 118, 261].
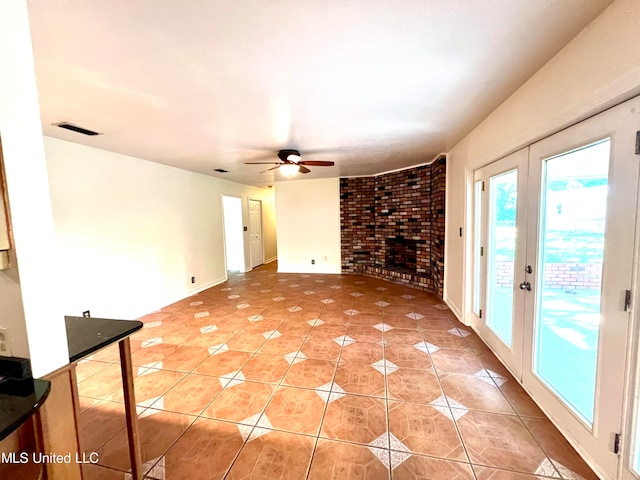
[221, 194, 245, 273]
[620, 102, 640, 479]
[622, 207, 640, 479]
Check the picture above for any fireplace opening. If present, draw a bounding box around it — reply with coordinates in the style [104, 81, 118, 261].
[385, 237, 419, 274]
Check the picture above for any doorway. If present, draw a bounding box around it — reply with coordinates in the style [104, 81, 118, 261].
[472, 96, 640, 478]
[222, 195, 244, 272]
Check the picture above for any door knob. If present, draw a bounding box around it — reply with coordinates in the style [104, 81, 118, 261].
[519, 281, 531, 291]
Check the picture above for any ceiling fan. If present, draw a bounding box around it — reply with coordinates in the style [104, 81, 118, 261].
[244, 149, 335, 176]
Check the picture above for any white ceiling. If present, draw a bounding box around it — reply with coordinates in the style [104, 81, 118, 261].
[27, 0, 613, 187]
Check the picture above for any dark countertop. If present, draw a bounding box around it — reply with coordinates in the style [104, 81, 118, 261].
[65, 316, 143, 363]
[0, 315, 142, 441]
[0, 378, 50, 441]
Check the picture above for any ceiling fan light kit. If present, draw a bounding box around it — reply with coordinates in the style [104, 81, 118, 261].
[279, 163, 300, 176]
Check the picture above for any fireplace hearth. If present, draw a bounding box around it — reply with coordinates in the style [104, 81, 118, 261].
[385, 237, 419, 274]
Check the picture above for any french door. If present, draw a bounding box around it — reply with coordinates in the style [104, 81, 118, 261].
[473, 96, 640, 479]
[474, 148, 528, 379]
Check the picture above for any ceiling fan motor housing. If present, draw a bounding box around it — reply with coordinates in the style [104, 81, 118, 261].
[277, 149, 300, 162]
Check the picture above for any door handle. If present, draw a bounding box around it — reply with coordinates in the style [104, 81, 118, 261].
[519, 281, 531, 291]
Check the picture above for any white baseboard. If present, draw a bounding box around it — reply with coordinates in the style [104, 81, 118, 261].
[244, 257, 278, 273]
[444, 295, 464, 324]
[160, 275, 228, 309]
[190, 275, 227, 295]
[126, 275, 229, 320]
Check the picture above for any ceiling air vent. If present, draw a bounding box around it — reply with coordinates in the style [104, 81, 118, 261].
[53, 122, 100, 136]
[213, 168, 228, 173]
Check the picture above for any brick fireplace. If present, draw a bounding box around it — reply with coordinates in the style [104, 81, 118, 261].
[385, 236, 419, 274]
[340, 155, 445, 296]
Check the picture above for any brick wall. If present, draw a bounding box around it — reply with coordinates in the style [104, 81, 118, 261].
[340, 156, 446, 297]
[340, 177, 376, 273]
[494, 261, 602, 290]
[430, 157, 446, 296]
[543, 263, 602, 290]
[495, 262, 514, 287]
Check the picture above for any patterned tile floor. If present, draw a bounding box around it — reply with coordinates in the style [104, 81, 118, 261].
[76, 263, 599, 480]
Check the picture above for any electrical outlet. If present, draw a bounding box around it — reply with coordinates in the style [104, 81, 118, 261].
[0, 326, 12, 356]
[83, 310, 90, 318]
[191, 276, 195, 284]
[311, 259, 315, 265]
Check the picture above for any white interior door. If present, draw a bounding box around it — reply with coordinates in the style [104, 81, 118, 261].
[249, 199, 264, 268]
[473, 96, 640, 479]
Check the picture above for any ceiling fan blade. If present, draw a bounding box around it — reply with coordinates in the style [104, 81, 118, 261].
[298, 165, 311, 174]
[260, 165, 281, 174]
[245, 161, 283, 165]
[297, 161, 335, 167]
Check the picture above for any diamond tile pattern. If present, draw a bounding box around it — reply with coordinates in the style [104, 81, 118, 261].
[262, 329, 281, 339]
[371, 359, 399, 375]
[141, 337, 162, 348]
[373, 322, 393, 332]
[77, 263, 596, 480]
[333, 334, 355, 346]
[430, 395, 470, 421]
[199, 325, 217, 334]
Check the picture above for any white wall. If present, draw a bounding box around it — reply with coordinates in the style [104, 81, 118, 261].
[275, 178, 341, 274]
[45, 137, 276, 319]
[222, 196, 244, 271]
[0, 1, 68, 376]
[445, 0, 640, 320]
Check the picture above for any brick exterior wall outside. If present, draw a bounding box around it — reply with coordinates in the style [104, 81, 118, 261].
[495, 262, 515, 287]
[340, 156, 446, 297]
[495, 261, 602, 290]
[543, 262, 602, 290]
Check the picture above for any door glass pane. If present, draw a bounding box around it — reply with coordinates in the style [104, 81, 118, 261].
[487, 170, 518, 347]
[634, 406, 640, 475]
[473, 180, 482, 315]
[534, 139, 610, 425]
